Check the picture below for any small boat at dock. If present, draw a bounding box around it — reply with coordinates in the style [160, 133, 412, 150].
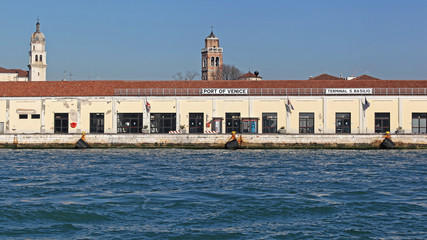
[380, 138, 395, 149]
[225, 139, 240, 150]
[75, 132, 89, 149]
[225, 131, 242, 150]
[75, 138, 89, 149]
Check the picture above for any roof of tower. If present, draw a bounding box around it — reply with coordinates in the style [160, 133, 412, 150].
[31, 21, 45, 43]
[206, 31, 217, 39]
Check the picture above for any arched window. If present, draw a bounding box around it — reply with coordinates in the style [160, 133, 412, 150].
[40, 55, 42, 62]
[211, 57, 214, 66]
[35, 55, 38, 61]
[216, 57, 220, 66]
[33, 46, 35, 50]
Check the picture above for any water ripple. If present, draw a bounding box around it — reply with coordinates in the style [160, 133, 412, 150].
[0, 149, 425, 239]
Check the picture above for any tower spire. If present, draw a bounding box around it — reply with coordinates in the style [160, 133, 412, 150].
[36, 17, 40, 32]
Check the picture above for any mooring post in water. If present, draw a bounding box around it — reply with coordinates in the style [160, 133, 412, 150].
[13, 134, 18, 149]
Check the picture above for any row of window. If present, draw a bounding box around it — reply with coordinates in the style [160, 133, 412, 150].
[202, 57, 220, 68]
[298, 112, 426, 134]
[19, 114, 40, 119]
[24, 112, 427, 134]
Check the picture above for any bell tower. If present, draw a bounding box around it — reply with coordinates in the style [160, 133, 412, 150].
[201, 29, 223, 80]
[28, 19, 47, 81]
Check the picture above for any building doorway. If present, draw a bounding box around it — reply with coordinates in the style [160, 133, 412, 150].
[242, 118, 258, 133]
[189, 113, 204, 133]
[211, 118, 223, 133]
[299, 112, 314, 133]
[262, 113, 277, 133]
[412, 113, 427, 134]
[336, 113, 351, 133]
[375, 113, 390, 133]
[54, 113, 69, 133]
[90, 113, 105, 133]
[226, 113, 240, 133]
[150, 113, 176, 133]
[117, 113, 143, 133]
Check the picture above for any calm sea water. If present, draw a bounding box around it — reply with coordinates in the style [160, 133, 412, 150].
[0, 149, 425, 239]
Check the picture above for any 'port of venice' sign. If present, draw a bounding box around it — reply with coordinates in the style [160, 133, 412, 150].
[202, 88, 249, 95]
[325, 88, 373, 95]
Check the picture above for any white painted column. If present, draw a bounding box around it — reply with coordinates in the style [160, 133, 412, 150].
[40, 99, 45, 133]
[144, 98, 150, 131]
[112, 97, 117, 133]
[175, 98, 180, 131]
[398, 97, 402, 130]
[323, 97, 328, 133]
[359, 97, 364, 134]
[5, 100, 9, 133]
[285, 98, 290, 133]
[77, 99, 82, 133]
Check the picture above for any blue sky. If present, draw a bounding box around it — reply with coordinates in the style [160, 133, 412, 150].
[2, 0, 427, 80]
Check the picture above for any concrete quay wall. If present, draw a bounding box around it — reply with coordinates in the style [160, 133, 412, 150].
[0, 134, 426, 149]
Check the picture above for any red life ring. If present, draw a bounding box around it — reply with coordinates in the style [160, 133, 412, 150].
[70, 122, 77, 128]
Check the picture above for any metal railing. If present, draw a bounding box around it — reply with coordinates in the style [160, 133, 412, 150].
[114, 88, 427, 96]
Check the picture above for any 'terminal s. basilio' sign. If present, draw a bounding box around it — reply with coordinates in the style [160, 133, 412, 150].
[325, 88, 373, 95]
[202, 88, 249, 95]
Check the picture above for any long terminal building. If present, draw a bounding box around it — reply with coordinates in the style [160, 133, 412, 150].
[1, 76, 427, 135]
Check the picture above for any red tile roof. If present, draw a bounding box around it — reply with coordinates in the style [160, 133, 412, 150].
[309, 74, 342, 80]
[351, 74, 381, 80]
[0, 67, 29, 77]
[238, 71, 262, 79]
[0, 79, 426, 97]
[239, 72, 257, 78]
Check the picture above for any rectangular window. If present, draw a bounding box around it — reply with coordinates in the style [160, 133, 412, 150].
[19, 114, 28, 119]
[31, 114, 40, 119]
[375, 113, 390, 133]
[262, 113, 277, 133]
[90, 113, 105, 133]
[54, 113, 69, 133]
[336, 113, 351, 133]
[299, 113, 314, 133]
[242, 118, 259, 133]
[189, 113, 204, 133]
[412, 113, 427, 134]
[150, 113, 176, 133]
[117, 113, 143, 133]
[226, 113, 241, 133]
